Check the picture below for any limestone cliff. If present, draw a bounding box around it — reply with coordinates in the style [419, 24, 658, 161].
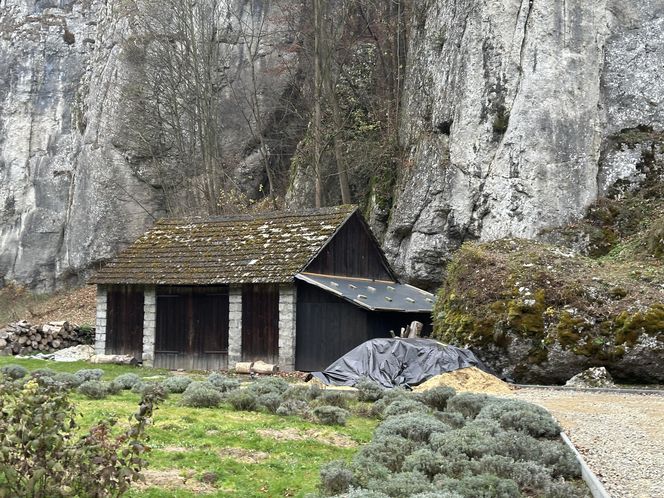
[0, 0, 301, 290]
[1, 0, 664, 291]
[384, 0, 664, 289]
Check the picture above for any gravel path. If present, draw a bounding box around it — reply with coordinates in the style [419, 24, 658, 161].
[511, 388, 664, 498]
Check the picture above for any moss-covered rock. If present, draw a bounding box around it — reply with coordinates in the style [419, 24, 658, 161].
[433, 239, 664, 384]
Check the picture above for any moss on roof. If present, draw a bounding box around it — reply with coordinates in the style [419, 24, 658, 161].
[89, 206, 357, 285]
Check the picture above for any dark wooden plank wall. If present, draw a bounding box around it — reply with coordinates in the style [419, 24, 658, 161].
[242, 284, 279, 364]
[304, 213, 394, 280]
[295, 282, 385, 371]
[106, 285, 144, 359]
[295, 283, 434, 371]
[154, 286, 229, 370]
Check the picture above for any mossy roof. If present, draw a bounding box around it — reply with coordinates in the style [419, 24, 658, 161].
[89, 206, 357, 285]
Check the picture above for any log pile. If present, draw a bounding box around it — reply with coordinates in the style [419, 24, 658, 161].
[0, 320, 94, 356]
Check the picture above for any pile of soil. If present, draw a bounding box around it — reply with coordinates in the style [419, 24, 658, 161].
[414, 367, 513, 395]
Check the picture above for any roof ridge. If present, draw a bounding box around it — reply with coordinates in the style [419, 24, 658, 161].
[156, 205, 357, 225]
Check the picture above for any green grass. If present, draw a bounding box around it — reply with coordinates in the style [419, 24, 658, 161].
[0, 357, 377, 497]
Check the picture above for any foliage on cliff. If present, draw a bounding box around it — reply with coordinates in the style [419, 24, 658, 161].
[432, 237, 664, 382]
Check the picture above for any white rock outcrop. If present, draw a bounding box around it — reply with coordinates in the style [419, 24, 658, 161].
[384, 0, 664, 288]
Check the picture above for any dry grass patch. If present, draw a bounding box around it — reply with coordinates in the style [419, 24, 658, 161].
[219, 447, 269, 463]
[135, 469, 216, 493]
[257, 428, 357, 448]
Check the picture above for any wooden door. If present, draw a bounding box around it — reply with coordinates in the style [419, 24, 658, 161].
[242, 284, 279, 363]
[106, 286, 144, 359]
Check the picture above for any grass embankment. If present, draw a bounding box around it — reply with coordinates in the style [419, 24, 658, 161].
[0, 357, 376, 498]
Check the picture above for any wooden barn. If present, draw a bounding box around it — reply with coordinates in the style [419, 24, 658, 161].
[89, 206, 434, 371]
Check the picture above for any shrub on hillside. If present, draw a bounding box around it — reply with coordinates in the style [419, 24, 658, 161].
[53, 372, 83, 389]
[0, 377, 158, 497]
[375, 413, 450, 443]
[370, 388, 414, 418]
[435, 474, 521, 498]
[319, 460, 353, 495]
[476, 399, 561, 438]
[313, 405, 349, 426]
[402, 448, 446, 479]
[113, 373, 142, 390]
[161, 375, 193, 393]
[284, 383, 322, 401]
[248, 377, 289, 396]
[258, 392, 283, 413]
[317, 391, 350, 409]
[410, 493, 463, 498]
[227, 389, 258, 411]
[430, 425, 500, 459]
[78, 380, 115, 399]
[276, 399, 309, 417]
[31, 368, 57, 379]
[367, 471, 434, 497]
[355, 378, 385, 402]
[416, 386, 456, 412]
[543, 480, 590, 498]
[353, 435, 417, 474]
[445, 392, 493, 419]
[207, 372, 240, 392]
[1, 364, 28, 380]
[133, 382, 167, 399]
[536, 439, 581, 479]
[180, 384, 223, 408]
[74, 369, 104, 382]
[329, 489, 391, 498]
[477, 455, 552, 490]
[434, 411, 467, 428]
[382, 398, 430, 418]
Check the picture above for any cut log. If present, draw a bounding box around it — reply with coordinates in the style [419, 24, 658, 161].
[90, 354, 138, 366]
[235, 362, 254, 374]
[252, 361, 278, 374]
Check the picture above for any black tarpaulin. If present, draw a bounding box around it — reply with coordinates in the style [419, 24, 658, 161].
[310, 338, 489, 388]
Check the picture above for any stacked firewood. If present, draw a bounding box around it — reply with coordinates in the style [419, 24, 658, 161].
[0, 320, 94, 356]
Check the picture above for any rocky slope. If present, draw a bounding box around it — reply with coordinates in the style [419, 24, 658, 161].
[432, 236, 664, 383]
[1, 0, 664, 291]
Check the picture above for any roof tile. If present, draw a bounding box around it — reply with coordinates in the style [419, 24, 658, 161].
[89, 206, 356, 285]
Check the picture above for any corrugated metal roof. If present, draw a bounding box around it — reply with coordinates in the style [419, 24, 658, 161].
[89, 206, 356, 285]
[295, 273, 434, 312]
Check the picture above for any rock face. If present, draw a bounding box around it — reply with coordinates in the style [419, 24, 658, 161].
[0, 0, 301, 290]
[384, 0, 664, 289]
[432, 238, 664, 384]
[1, 0, 664, 291]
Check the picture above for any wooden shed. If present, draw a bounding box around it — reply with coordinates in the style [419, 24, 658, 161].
[89, 206, 434, 371]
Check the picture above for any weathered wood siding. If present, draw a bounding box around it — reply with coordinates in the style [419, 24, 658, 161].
[295, 282, 381, 371]
[154, 286, 229, 370]
[242, 284, 279, 364]
[295, 282, 433, 371]
[304, 212, 394, 280]
[106, 285, 144, 359]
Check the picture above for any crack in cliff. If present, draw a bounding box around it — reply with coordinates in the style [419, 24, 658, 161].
[462, 0, 535, 244]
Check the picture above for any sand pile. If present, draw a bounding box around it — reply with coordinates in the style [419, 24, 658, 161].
[414, 367, 512, 395]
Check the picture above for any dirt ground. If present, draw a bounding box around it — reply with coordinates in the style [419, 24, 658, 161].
[513, 388, 664, 498]
[0, 285, 96, 327]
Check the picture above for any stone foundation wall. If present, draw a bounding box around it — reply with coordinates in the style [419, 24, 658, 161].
[278, 284, 297, 371]
[94, 285, 107, 355]
[228, 285, 243, 367]
[142, 287, 156, 366]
